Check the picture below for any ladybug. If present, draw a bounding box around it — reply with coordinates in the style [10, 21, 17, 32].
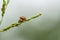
[20, 16, 26, 20]
[18, 16, 26, 23]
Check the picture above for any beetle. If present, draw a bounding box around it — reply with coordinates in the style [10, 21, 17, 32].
[18, 16, 26, 23]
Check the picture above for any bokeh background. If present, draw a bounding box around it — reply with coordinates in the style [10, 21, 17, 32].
[0, 0, 60, 40]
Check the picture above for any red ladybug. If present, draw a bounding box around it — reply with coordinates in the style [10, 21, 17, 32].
[18, 16, 26, 23]
[20, 16, 26, 20]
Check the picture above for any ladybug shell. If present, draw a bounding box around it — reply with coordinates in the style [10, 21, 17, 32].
[20, 16, 26, 20]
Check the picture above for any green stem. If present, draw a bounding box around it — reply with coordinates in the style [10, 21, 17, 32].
[0, 0, 10, 26]
[0, 13, 42, 32]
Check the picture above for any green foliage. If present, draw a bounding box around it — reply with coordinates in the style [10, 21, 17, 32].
[0, 0, 10, 25]
[0, 0, 42, 32]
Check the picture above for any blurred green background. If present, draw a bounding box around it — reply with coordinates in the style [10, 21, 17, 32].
[0, 0, 60, 40]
